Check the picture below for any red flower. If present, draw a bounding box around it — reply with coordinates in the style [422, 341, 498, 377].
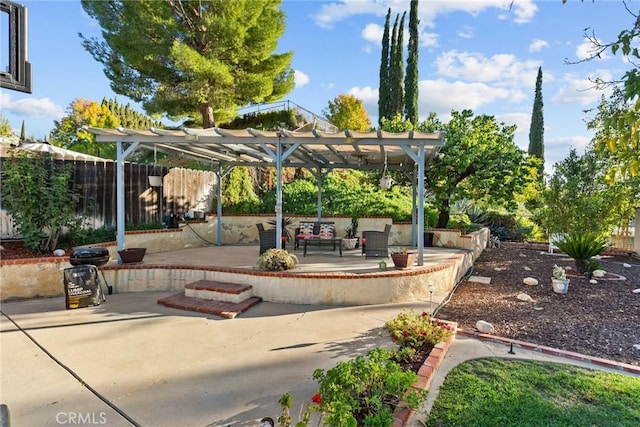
[312, 393, 322, 404]
[421, 311, 428, 317]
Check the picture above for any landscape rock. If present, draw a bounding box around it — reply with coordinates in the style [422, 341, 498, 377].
[623, 263, 631, 268]
[523, 266, 531, 271]
[523, 277, 538, 286]
[589, 279, 598, 284]
[634, 344, 640, 351]
[592, 269, 606, 278]
[516, 293, 534, 302]
[633, 288, 640, 294]
[53, 249, 65, 257]
[476, 320, 495, 334]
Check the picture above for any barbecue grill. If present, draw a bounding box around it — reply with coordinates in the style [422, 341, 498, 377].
[69, 247, 112, 294]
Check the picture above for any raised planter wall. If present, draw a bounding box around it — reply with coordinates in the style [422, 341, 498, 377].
[1, 220, 488, 302]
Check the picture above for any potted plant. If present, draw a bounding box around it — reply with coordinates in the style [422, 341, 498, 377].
[551, 264, 569, 294]
[118, 247, 147, 264]
[342, 216, 359, 250]
[390, 247, 417, 269]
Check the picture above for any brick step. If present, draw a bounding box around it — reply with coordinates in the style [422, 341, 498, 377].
[157, 293, 262, 319]
[184, 280, 253, 304]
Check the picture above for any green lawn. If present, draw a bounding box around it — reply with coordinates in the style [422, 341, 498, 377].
[426, 358, 640, 427]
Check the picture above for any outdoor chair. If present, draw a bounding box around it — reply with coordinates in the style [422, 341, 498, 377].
[257, 224, 277, 255]
[361, 224, 392, 258]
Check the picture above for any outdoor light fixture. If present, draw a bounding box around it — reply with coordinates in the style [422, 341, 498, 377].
[379, 151, 392, 189]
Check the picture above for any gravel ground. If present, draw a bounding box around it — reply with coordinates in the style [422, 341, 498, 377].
[435, 244, 640, 366]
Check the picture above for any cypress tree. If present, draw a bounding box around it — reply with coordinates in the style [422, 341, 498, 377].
[378, 8, 392, 125]
[20, 120, 26, 140]
[404, 0, 419, 125]
[528, 66, 545, 180]
[390, 12, 405, 119]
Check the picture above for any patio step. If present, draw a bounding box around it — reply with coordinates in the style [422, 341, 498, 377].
[184, 279, 253, 304]
[157, 280, 261, 319]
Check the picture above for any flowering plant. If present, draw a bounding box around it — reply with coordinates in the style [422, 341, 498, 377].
[257, 249, 298, 271]
[384, 309, 455, 349]
[391, 247, 409, 255]
[276, 393, 322, 427]
[552, 264, 567, 280]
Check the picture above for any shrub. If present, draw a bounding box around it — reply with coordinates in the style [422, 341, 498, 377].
[554, 232, 608, 274]
[257, 249, 298, 271]
[1, 151, 81, 252]
[384, 309, 455, 349]
[311, 347, 426, 426]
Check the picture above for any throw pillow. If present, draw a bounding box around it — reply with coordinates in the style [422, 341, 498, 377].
[319, 223, 335, 238]
[299, 222, 314, 236]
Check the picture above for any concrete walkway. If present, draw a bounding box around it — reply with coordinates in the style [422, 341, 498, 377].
[2, 291, 638, 427]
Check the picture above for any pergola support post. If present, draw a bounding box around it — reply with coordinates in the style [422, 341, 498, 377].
[215, 165, 234, 246]
[115, 140, 140, 259]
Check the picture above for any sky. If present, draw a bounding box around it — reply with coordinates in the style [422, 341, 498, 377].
[0, 0, 634, 175]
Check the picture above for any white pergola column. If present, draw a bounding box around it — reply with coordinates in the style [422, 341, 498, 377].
[115, 140, 140, 257]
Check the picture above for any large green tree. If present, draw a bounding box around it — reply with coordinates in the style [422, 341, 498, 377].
[80, 0, 294, 128]
[378, 8, 392, 125]
[565, 1, 639, 177]
[323, 94, 371, 132]
[528, 66, 544, 180]
[419, 110, 533, 228]
[404, 0, 419, 125]
[541, 147, 638, 236]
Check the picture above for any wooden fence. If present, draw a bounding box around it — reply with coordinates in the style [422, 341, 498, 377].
[0, 158, 216, 239]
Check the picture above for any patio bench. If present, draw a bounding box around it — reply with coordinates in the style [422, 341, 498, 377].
[294, 221, 337, 251]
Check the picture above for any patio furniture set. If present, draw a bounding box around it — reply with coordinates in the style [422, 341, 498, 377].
[256, 221, 392, 258]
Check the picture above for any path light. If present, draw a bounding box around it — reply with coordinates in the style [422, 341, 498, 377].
[428, 284, 435, 314]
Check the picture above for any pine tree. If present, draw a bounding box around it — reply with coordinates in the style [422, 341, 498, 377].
[80, 0, 294, 128]
[378, 8, 392, 125]
[404, 0, 419, 125]
[528, 66, 545, 180]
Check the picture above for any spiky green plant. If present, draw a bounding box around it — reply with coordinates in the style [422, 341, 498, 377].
[553, 232, 608, 274]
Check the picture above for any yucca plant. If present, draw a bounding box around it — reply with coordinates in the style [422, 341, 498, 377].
[553, 232, 608, 274]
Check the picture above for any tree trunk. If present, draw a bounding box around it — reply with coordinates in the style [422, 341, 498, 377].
[201, 103, 215, 128]
[436, 208, 450, 229]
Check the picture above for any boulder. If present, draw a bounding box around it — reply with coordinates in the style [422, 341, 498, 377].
[476, 320, 495, 334]
[516, 293, 534, 302]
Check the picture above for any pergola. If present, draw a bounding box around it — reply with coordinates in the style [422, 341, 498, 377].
[87, 126, 446, 265]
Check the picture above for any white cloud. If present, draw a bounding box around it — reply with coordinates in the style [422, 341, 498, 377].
[529, 38, 549, 53]
[312, 0, 538, 29]
[362, 22, 383, 44]
[551, 71, 613, 106]
[348, 86, 378, 107]
[420, 30, 439, 48]
[458, 25, 473, 39]
[417, 79, 515, 118]
[294, 70, 310, 88]
[435, 50, 541, 90]
[0, 94, 64, 119]
[575, 37, 609, 62]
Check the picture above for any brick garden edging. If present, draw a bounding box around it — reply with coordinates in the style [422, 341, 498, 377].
[457, 329, 640, 375]
[392, 320, 458, 426]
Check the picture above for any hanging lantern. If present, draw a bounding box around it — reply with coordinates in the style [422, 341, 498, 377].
[149, 144, 163, 187]
[379, 176, 393, 189]
[379, 151, 392, 189]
